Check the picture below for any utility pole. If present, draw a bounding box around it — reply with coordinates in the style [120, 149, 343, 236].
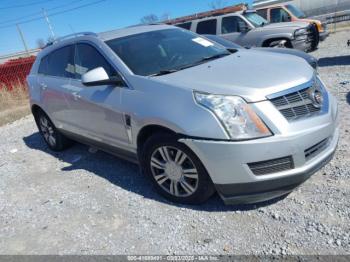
[16, 24, 29, 56]
[42, 8, 55, 39]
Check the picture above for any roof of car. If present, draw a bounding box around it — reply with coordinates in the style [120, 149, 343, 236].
[98, 24, 176, 41]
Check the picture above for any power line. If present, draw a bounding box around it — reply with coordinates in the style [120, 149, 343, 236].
[0, 0, 55, 10]
[0, 0, 85, 25]
[0, 0, 107, 29]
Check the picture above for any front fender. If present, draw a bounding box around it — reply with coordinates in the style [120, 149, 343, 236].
[121, 76, 229, 147]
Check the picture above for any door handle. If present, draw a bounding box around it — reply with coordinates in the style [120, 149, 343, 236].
[72, 91, 81, 100]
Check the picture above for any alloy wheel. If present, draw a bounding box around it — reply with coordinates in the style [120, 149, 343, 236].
[150, 146, 199, 197]
[39, 116, 56, 147]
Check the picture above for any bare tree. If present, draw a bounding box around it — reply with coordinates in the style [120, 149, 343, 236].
[140, 14, 159, 24]
[209, 0, 228, 9]
[140, 12, 171, 24]
[160, 12, 171, 21]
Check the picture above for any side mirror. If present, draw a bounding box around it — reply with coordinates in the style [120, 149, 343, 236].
[82, 67, 122, 87]
[284, 15, 292, 22]
[238, 21, 250, 33]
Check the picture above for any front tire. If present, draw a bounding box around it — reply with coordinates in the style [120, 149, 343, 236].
[141, 133, 215, 204]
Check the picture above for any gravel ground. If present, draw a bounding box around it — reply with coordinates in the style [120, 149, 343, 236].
[0, 30, 349, 256]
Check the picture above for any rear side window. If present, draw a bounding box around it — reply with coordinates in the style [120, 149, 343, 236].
[38, 56, 49, 75]
[39, 45, 75, 78]
[196, 19, 217, 35]
[257, 9, 268, 19]
[176, 22, 192, 30]
[74, 43, 117, 79]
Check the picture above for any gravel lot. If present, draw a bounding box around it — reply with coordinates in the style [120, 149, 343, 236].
[0, 30, 349, 256]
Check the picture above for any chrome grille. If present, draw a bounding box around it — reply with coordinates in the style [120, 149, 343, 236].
[305, 138, 329, 161]
[270, 87, 321, 121]
[248, 156, 294, 176]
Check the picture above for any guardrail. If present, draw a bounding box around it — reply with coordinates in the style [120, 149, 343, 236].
[313, 9, 350, 24]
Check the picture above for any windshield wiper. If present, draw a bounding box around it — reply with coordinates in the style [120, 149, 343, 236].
[149, 69, 179, 77]
[149, 53, 231, 77]
[177, 53, 231, 70]
[198, 52, 231, 63]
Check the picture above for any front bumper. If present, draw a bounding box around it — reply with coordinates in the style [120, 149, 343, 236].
[180, 124, 339, 205]
[215, 148, 336, 204]
[291, 38, 313, 52]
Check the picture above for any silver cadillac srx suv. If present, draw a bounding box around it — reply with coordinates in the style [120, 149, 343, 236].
[27, 25, 339, 205]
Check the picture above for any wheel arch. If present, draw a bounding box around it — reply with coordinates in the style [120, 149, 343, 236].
[262, 37, 293, 48]
[137, 124, 178, 155]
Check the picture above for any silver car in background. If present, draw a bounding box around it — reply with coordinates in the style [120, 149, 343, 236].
[27, 25, 339, 205]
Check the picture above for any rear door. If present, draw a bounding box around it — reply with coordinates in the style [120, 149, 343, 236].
[64, 42, 129, 146]
[37, 45, 75, 128]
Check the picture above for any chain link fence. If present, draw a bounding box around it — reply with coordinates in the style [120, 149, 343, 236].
[0, 56, 35, 89]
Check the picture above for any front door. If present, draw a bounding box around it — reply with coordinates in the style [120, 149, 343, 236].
[220, 16, 251, 47]
[64, 43, 130, 147]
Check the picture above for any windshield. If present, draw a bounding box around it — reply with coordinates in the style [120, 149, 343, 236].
[105, 29, 230, 76]
[243, 12, 269, 27]
[286, 4, 306, 19]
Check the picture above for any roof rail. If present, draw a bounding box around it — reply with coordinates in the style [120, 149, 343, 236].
[45, 32, 98, 47]
[165, 3, 248, 25]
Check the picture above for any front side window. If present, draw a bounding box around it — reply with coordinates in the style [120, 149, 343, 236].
[285, 4, 306, 19]
[270, 8, 291, 23]
[222, 16, 245, 34]
[106, 29, 230, 76]
[196, 19, 217, 35]
[243, 12, 269, 27]
[40, 45, 75, 78]
[74, 43, 117, 79]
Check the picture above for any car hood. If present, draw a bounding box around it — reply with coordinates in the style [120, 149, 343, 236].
[153, 49, 314, 102]
[260, 21, 310, 30]
[253, 47, 317, 67]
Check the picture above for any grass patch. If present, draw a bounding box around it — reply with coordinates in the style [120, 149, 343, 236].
[0, 83, 30, 126]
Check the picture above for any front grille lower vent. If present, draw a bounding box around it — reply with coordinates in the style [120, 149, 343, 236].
[270, 87, 321, 121]
[305, 138, 329, 161]
[248, 156, 294, 176]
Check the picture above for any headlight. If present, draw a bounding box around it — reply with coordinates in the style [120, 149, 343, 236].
[194, 92, 272, 140]
[294, 28, 308, 39]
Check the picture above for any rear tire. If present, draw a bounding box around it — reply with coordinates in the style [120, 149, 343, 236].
[140, 133, 215, 205]
[34, 110, 73, 151]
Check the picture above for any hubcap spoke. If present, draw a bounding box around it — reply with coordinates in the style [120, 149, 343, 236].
[48, 135, 56, 146]
[180, 180, 195, 194]
[155, 173, 169, 185]
[158, 147, 171, 162]
[151, 157, 166, 170]
[170, 180, 179, 196]
[40, 117, 48, 128]
[150, 146, 199, 198]
[175, 150, 187, 165]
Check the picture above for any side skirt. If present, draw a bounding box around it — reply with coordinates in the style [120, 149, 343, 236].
[59, 129, 139, 164]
